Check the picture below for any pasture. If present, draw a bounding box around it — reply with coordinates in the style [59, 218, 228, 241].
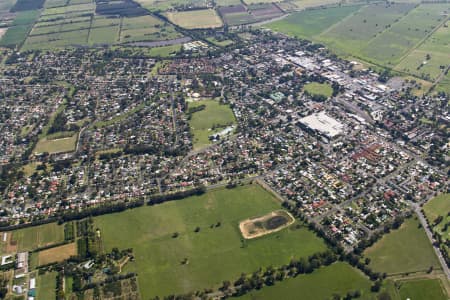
[34, 132, 78, 154]
[120, 15, 181, 43]
[238, 262, 373, 300]
[188, 99, 236, 149]
[9, 222, 65, 252]
[94, 184, 327, 299]
[265, 5, 362, 39]
[0, 10, 40, 47]
[36, 272, 57, 300]
[398, 278, 447, 300]
[37, 243, 77, 265]
[166, 9, 223, 29]
[364, 217, 440, 274]
[423, 193, 450, 236]
[304, 82, 333, 98]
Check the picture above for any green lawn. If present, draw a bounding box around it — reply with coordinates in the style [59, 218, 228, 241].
[94, 184, 327, 299]
[10, 223, 65, 252]
[238, 262, 374, 300]
[37, 272, 57, 300]
[398, 278, 448, 300]
[364, 217, 441, 274]
[34, 133, 78, 154]
[188, 99, 236, 149]
[304, 82, 333, 98]
[264, 5, 362, 39]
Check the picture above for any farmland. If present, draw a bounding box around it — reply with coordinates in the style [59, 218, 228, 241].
[265, 5, 362, 39]
[187, 99, 236, 149]
[423, 193, 450, 235]
[36, 272, 57, 300]
[37, 242, 77, 266]
[364, 217, 441, 274]
[238, 262, 373, 300]
[9, 222, 65, 252]
[165, 9, 223, 29]
[398, 278, 448, 300]
[0, 10, 40, 47]
[264, 3, 450, 91]
[94, 184, 327, 298]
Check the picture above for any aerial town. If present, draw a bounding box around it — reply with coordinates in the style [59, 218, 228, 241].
[0, 18, 448, 300]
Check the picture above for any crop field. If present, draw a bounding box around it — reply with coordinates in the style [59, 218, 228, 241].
[238, 262, 373, 300]
[94, 184, 327, 298]
[304, 82, 333, 98]
[361, 4, 448, 66]
[290, 0, 341, 10]
[120, 15, 181, 43]
[9, 223, 65, 252]
[44, 0, 69, 8]
[248, 3, 283, 21]
[34, 132, 78, 154]
[220, 6, 255, 26]
[436, 72, 450, 94]
[215, 0, 242, 6]
[188, 99, 236, 149]
[38, 243, 77, 265]
[398, 278, 447, 300]
[166, 9, 223, 29]
[37, 272, 57, 300]
[364, 217, 440, 274]
[265, 5, 362, 39]
[0, 10, 40, 47]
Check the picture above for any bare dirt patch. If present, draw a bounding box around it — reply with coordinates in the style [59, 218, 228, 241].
[38, 242, 77, 265]
[239, 210, 295, 239]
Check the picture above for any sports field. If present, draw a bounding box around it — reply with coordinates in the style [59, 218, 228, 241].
[304, 82, 333, 98]
[364, 217, 441, 274]
[94, 184, 327, 299]
[10, 222, 65, 252]
[166, 9, 223, 29]
[188, 99, 236, 149]
[36, 272, 57, 300]
[398, 278, 448, 300]
[238, 262, 373, 300]
[34, 133, 78, 154]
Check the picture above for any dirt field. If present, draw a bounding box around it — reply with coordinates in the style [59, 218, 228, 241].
[239, 210, 295, 239]
[38, 242, 77, 265]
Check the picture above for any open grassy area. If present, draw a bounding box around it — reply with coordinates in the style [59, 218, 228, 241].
[364, 217, 441, 275]
[34, 132, 78, 154]
[238, 262, 373, 300]
[166, 9, 223, 29]
[37, 272, 57, 300]
[188, 99, 236, 149]
[10, 222, 65, 252]
[264, 5, 362, 39]
[398, 278, 448, 300]
[304, 82, 333, 98]
[0, 10, 40, 48]
[94, 184, 327, 299]
[423, 192, 449, 249]
[38, 243, 77, 265]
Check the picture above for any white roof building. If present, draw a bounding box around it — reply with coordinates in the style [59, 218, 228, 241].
[299, 111, 344, 138]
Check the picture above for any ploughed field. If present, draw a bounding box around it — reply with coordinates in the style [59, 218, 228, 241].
[94, 184, 327, 298]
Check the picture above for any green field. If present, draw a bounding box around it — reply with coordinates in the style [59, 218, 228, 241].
[188, 99, 236, 149]
[10, 223, 65, 252]
[94, 184, 327, 299]
[265, 5, 362, 39]
[304, 82, 333, 98]
[364, 217, 441, 274]
[238, 262, 373, 300]
[166, 9, 223, 29]
[0, 11, 40, 48]
[398, 278, 448, 300]
[424, 193, 450, 237]
[34, 132, 78, 154]
[120, 15, 181, 43]
[36, 272, 57, 300]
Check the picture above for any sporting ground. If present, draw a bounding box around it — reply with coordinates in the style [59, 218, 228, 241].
[94, 184, 327, 298]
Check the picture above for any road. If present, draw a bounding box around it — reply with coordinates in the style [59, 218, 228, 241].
[412, 203, 450, 280]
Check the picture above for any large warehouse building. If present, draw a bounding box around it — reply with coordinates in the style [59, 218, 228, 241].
[299, 111, 344, 139]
